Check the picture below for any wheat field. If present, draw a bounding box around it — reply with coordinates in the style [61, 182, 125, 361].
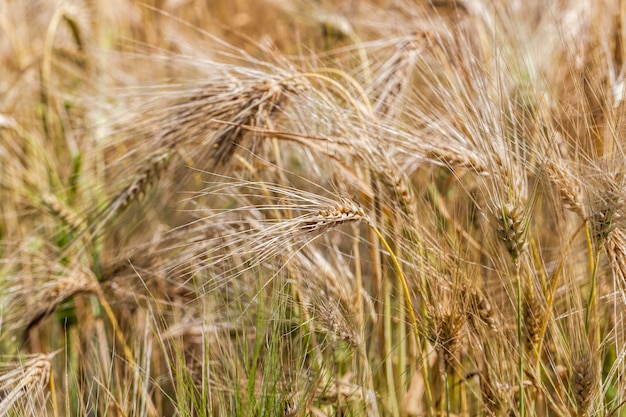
[2, 0, 626, 416]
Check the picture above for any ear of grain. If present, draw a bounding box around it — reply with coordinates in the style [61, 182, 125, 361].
[303, 202, 367, 234]
[374, 154, 419, 222]
[523, 277, 543, 355]
[495, 202, 527, 263]
[38, 192, 87, 233]
[426, 298, 466, 373]
[479, 366, 499, 417]
[113, 148, 174, 212]
[371, 34, 425, 119]
[207, 79, 296, 167]
[0, 354, 54, 415]
[465, 287, 498, 333]
[14, 270, 97, 339]
[422, 142, 489, 175]
[589, 173, 624, 244]
[83, 148, 175, 242]
[159, 76, 306, 170]
[543, 161, 586, 219]
[590, 206, 621, 244]
[572, 356, 596, 417]
[607, 228, 626, 287]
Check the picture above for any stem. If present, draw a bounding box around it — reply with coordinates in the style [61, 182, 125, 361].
[352, 223, 377, 409]
[50, 364, 58, 417]
[584, 222, 601, 346]
[438, 354, 450, 417]
[515, 263, 525, 417]
[384, 275, 400, 417]
[368, 224, 419, 342]
[368, 221, 434, 414]
[312, 67, 373, 113]
[535, 221, 585, 371]
[287, 72, 370, 128]
[96, 289, 135, 370]
[445, 368, 450, 417]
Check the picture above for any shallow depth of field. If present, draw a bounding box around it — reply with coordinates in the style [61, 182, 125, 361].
[3, 1, 626, 416]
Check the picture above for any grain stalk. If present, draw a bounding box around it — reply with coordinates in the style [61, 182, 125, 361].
[290, 197, 423, 414]
[366, 225, 420, 350]
[533, 222, 586, 371]
[496, 201, 527, 417]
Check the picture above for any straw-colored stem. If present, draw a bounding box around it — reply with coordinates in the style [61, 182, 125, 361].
[444, 367, 451, 417]
[535, 222, 585, 371]
[369, 222, 427, 415]
[351, 222, 376, 406]
[368, 224, 419, 344]
[50, 365, 58, 417]
[515, 263, 525, 417]
[94, 288, 136, 371]
[313, 67, 373, 114]
[584, 222, 600, 350]
[288, 72, 371, 126]
[383, 275, 400, 417]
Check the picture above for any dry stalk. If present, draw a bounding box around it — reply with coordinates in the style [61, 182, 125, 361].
[309, 371, 363, 407]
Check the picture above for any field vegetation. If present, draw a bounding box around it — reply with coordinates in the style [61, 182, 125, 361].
[2, 0, 626, 416]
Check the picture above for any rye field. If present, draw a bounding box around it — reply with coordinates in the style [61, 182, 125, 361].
[2, 1, 626, 416]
